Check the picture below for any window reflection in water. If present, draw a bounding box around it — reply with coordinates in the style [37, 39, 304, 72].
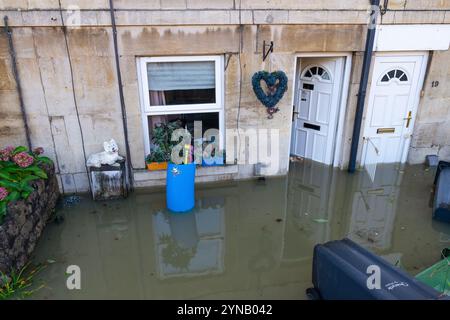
[153, 197, 225, 279]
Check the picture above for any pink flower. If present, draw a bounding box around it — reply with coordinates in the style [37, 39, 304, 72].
[0, 146, 14, 162]
[12, 152, 34, 168]
[32, 147, 44, 155]
[0, 187, 8, 201]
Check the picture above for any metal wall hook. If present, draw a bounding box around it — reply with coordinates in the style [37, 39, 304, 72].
[380, 0, 389, 15]
[262, 40, 273, 62]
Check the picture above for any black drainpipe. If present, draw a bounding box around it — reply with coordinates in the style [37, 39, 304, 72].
[348, 0, 380, 173]
[109, 0, 134, 190]
[3, 16, 32, 150]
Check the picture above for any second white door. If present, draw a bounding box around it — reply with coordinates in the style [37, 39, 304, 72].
[291, 57, 344, 165]
[361, 53, 428, 179]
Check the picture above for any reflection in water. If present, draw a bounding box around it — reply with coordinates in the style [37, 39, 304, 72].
[154, 198, 225, 279]
[283, 161, 334, 262]
[31, 160, 450, 299]
[348, 164, 403, 250]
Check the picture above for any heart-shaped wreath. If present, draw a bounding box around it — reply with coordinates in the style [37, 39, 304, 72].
[252, 70, 288, 119]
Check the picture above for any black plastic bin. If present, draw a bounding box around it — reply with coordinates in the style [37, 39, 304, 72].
[433, 161, 450, 223]
[308, 238, 448, 300]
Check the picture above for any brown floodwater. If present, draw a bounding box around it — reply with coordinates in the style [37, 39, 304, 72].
[30, 160, 450, 299]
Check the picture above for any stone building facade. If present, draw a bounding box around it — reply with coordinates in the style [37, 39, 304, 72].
[1, 0, 450, 193]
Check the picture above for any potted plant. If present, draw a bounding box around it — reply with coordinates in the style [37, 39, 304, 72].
[146, 147, 168, 171]
[146, 120, 182, 171]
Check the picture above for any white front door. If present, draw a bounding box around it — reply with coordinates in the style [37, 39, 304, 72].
[291, 57, 344, 165]
[361, 53, 428, 178]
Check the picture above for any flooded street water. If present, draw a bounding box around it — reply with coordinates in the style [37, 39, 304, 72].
[31, 160, 450, 299]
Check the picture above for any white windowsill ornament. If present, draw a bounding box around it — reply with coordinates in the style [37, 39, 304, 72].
[86, 139, 124, 168]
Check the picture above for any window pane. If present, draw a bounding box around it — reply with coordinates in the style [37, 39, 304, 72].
[148, 112, 219, 142]
[147, 61, 216, 106]
[387, 70, 395, 79]
[163, 88, 215, 105]
[147, 113, 222, 164]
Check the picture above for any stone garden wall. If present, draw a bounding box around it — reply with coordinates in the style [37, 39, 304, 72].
[0, 164, 59, 274]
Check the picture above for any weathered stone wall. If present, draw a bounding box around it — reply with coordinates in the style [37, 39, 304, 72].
[2, 0, 450, 23]
[1, 22, 369, 190]
[0, 35, 27, 147]
[408, 50, 450, 163]
[117, 24, 367, 176]
[0, 164, 60, 274]
[1, 1, 450, 192]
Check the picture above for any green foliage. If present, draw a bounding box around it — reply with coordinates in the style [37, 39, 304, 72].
[13, 146, 27, 154]
[0, 146, 53, 223]
[0, 262, 47, 300]
[146, 120, 183, 164]
[159, 233, 196, 271]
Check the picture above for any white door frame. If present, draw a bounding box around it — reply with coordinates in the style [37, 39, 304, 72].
[288, 52, 352, 169]
[361, 51, 429, 166]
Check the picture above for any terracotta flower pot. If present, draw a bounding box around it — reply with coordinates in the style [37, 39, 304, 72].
[146, 162, 168, 171]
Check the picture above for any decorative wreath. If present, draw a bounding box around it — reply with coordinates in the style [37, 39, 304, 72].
[252, 70, 288, 118]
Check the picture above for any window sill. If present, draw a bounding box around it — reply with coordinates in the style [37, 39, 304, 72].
[133, 164, 238, 186]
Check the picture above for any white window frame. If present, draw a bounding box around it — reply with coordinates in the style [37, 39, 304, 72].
[138, 55, 225, 157]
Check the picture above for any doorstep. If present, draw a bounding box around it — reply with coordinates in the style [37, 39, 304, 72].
[133, 165, 239, 188]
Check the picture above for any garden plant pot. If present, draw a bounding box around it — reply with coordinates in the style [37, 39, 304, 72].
[166, 162, 196, 213]
[202, 155, 224, 167]
[147, 161, 168, 171]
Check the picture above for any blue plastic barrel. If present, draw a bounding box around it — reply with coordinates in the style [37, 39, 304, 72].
[166, 163, 196, 212]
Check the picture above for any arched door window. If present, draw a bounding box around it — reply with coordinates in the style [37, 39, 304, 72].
[380, 69, 409, 83]
[301, 65, 332, 82]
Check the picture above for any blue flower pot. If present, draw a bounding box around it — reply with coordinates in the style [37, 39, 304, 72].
[201, 155, 224, 167]
[166, 163, 196, 213]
